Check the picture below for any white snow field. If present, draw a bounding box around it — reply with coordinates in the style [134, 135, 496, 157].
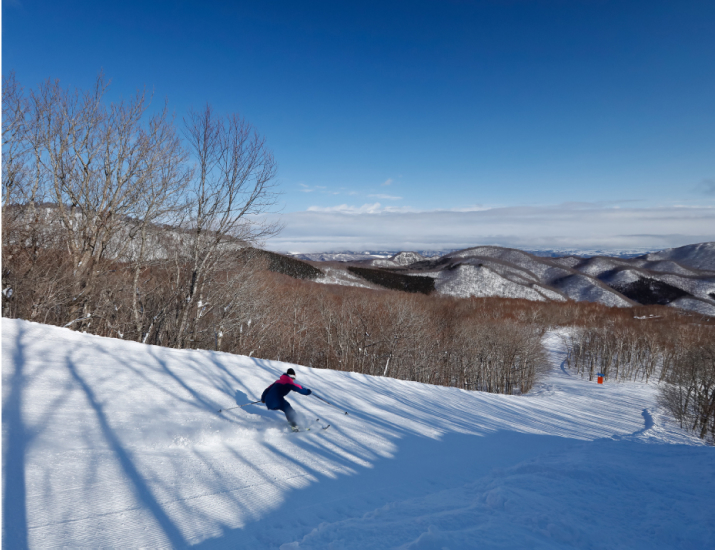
[3, 318, 714, 549]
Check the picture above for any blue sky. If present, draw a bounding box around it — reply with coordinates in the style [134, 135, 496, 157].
[3, 0, 714, 251]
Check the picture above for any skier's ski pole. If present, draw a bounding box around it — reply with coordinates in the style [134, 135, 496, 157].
[218, 400, 261, 413]
[312, 393, 349, 415]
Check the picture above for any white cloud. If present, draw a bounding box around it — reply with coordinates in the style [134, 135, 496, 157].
[448, 204, 490, 212]
[264, 204, 715, 253]
[368, 194, 403, 200]
[382, 178, 394, 186]
[307, 203, 382, 214]
[306, 203, 415, 214]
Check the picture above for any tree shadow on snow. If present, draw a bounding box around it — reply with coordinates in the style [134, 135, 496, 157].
[2, 323, 31, 549]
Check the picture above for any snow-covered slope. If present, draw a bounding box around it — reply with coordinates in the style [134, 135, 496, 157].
[429, 264, 566, 302]
[3, 319, 713, 549]
[638, 242, 715, 271]
[312, 266, 381, 290]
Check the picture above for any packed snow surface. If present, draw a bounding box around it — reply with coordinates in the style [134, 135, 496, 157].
[3, 318, 714, 549]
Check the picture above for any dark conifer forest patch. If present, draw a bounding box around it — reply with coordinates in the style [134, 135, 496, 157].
[348, 266, 435, 294]
[610, 277, 689, 305]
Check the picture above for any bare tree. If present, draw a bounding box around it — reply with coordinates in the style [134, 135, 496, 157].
[659, 327, 715, 444]
[23, 75, 186, 321]
[173, 104, 280, 347]
[123, 108, 191, 342]
[2, 72, 30, 208]
[2, 74, 194, 332]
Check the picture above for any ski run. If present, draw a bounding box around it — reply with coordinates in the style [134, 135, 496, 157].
[2, 317, 714, 549]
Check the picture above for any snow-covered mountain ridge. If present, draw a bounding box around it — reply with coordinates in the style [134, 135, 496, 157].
[305, 242, 715, 314]
[287, 247, 659, 262]
[3, 318, 713, 548]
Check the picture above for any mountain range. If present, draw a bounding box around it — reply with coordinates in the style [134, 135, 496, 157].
[286, 242, 715, 315]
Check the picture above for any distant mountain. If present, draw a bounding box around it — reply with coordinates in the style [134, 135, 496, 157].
[286, 247, 661, 262]
[636, 242, 715, 272]
[287, 250, 452, 262]
[299, 243, 715, 315]
[522, 248, 660, 259]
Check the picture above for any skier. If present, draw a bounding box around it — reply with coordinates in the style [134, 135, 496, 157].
[261, 368, 312, 431]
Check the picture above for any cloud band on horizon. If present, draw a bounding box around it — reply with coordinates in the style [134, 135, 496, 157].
[262, 203, 715, 253]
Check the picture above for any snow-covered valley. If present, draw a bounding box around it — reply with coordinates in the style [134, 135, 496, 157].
[3, 318, 714, 549]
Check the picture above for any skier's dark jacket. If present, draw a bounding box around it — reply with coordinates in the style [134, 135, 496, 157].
[261, 374, 311, 410]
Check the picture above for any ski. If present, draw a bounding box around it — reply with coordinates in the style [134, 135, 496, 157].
[294, 425, 330, 432]
[316, 417, 330, 430]
[290, 419, 331, 432]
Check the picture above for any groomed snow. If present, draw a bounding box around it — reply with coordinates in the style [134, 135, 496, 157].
[3, 319, 713, 549]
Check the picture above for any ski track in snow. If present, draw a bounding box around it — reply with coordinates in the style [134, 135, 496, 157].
[2, 319, 713, 549]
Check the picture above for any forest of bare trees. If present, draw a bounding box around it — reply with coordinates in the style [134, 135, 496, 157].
[3, 74, 714, 442]
[563, 315, 715, 443]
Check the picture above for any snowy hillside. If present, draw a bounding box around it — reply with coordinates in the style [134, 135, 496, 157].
[3, 319, 714, 549]
[639, 242, 715, 271]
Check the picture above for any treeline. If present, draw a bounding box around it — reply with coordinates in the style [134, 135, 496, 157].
[1, 238, 549, 394]
[563, 316, 715, 444]
[236, 278, 550, 394]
